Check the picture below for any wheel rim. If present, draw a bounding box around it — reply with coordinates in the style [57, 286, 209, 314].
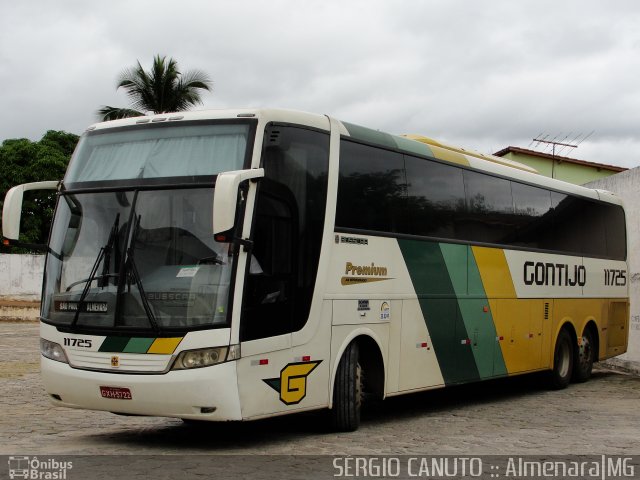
[578, 335, 592, 371]
[557, 340, 571, 378]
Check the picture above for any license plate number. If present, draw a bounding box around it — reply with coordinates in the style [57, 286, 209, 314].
[100, 386, 132, 400]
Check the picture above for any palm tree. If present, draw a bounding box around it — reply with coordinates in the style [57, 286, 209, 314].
[98, 55, 213, 121]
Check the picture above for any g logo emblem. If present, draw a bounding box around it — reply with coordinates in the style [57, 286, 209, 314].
[264, 361, 322, 405]
[111, 356, 120, 367]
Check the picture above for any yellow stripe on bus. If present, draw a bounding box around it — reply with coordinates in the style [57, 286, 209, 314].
[147, 337, 183, 354]
[471, 247, 516, 299]
[471, 246, 525, 374]
[429, 145, 470, 166]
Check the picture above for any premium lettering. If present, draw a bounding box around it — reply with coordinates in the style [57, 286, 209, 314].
[345, 262, 388, 276]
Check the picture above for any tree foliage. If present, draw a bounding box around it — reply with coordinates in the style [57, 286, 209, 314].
[98, 55, 213, 121]
[0, 131, 79, 252]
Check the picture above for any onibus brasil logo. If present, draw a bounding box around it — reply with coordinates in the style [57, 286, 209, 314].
[263, 361, 322, 405]
[8, 456, 73, 479]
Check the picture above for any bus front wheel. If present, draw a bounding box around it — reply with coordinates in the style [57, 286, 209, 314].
[331, 342, 362, 432]
[549, 329, 573, 389]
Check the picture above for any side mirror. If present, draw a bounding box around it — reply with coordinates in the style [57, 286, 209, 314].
[213, 169, 264, 235]
[2, 181, 59, 245]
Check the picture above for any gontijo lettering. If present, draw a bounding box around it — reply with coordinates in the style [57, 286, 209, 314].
[524, 261, 586, 287]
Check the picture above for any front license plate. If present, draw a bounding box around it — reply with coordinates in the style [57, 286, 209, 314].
[100, 386, 132, 400]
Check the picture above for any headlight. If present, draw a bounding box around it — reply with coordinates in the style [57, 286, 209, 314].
[171, 345, 240, 370]
[40, 338, 68, 364]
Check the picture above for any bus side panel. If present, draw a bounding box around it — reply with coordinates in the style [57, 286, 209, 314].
[440, 244, 500, 379]
[399, 239, 473, 385]
[471, 246, 551, 374]
[236, 299, 331, 420]
[399, 239, 502, 385]
[492, 299, 549, 372]
[605, 300, 629, 358]
[398, 299, 444, 391]
[582, 256, 629, 359]
[292, 299, 333, 409]
[457, 246, 507, 378]
[328, 234, 440, 394]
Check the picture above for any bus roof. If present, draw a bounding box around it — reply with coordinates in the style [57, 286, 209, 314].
[87, 108, 620, 206]
[400, 134, 539, 174]
[338, 119, 616, 204]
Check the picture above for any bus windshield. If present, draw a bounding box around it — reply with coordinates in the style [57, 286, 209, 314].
[42, 188, 234, 332]
[41, 121, 255, 333]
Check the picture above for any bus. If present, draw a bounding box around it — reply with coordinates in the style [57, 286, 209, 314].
[2, 109, 629, 431]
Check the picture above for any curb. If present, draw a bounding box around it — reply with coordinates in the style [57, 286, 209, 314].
[0, 300, 40, 324]
[0, 317, 40, 323]
[601, 358, 640, 376]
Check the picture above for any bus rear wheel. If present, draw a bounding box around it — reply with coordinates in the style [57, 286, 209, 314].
[573, 328, 595, 383]
[549, 329, 573, 390]
[331, 342, 362, 432]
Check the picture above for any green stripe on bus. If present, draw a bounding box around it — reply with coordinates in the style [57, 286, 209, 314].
[123, 337, 155, 353]
[440, 244, 493, 379]
[440, 245, 508, 379]
[398, 239, 479, 385]
[342, 122, 398, 149]
[98, 336, 158, 353]
[394, 135, 435, 157]
[98, 336, 130, 352]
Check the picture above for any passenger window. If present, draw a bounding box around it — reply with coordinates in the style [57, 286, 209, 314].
[511, 182, 553, 249]
[581, 200, 608, 257]
[336, 141, 406, 233]
[404, 155, 465, 239]
[551, 193, 585, 256]
[605, 205, 626, 260]
[460, 170, 515, 243]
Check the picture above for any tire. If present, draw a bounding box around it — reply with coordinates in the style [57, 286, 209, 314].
[331, 342, 362, 432]
[573, 327, 595, 383]
[549, 329, 574, 390]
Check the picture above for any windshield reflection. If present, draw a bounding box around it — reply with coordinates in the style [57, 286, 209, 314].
[43, 188, 233, 331]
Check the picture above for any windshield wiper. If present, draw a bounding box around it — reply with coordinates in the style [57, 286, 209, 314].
[100, 213, 121, 287]
[70, 213, 120, 327]
[125, 214, 161, 334]
[65, 274, 119, 292]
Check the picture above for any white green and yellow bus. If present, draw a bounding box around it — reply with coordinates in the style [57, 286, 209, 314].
[2, 109, 629, 431]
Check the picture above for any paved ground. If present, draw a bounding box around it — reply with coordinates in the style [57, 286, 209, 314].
[1, 322, 639, 458]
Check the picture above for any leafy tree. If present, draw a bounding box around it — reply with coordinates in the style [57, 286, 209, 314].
[0, 131, 79, 252]
[98, 55, 213, 121]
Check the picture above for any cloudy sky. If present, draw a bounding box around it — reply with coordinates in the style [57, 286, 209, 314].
[2, 0, 639, 167]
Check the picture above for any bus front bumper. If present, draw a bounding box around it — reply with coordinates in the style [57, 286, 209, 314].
[41, 356, 242, 421]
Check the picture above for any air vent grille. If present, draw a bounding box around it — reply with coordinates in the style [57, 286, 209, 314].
[267, 130, 281, 145]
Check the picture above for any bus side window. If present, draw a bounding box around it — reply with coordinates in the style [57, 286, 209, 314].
[240, 125, 329, 341]
[241, 185, 296, 341]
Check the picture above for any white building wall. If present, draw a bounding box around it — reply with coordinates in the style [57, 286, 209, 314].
[586, 168, 640, 370]
[0, 253, 44, 301]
